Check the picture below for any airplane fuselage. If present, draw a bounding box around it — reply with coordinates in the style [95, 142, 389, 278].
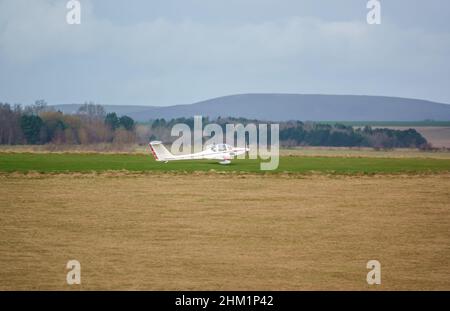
[149, 142, 248, 164]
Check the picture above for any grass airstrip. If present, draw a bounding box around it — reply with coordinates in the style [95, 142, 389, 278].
[1, 152, 450, 174]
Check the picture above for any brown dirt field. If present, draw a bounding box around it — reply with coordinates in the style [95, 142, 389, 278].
[416, 127, 450, 148]
[0, 173, 449, 290]
[0, 144, 141, 154]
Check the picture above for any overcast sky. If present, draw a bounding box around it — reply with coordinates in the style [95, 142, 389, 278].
[1, 0, 449, 106]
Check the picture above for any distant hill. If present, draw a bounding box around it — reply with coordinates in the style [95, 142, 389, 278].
[52, 94, 450, 122]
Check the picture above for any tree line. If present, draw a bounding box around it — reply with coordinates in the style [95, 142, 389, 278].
[0, 101, 136, 145]
[0, 103, 429, 148]
[278, 121, 428, 148]
[144, 117, 429, 149]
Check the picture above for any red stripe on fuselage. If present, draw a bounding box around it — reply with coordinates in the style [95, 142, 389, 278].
[149, 144, 159, 160]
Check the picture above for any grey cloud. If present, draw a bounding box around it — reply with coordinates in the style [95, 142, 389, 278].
[0, 0, 449, 106]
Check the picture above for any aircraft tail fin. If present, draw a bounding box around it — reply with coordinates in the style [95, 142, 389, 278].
[149, 141, 174, 161]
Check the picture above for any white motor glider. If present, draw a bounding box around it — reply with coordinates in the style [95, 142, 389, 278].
[149, 141, 249, 165]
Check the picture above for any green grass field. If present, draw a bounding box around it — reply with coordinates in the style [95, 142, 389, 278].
[1, 152, 450, 174]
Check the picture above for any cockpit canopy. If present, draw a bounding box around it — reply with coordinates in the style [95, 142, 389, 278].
[208, 143, 232, 152]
